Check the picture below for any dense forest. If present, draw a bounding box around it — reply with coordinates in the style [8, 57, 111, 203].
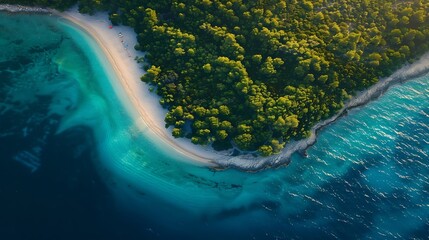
[5, 0, 429, 155]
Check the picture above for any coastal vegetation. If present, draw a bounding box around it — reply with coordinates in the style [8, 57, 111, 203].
[5, 0, 429, 155]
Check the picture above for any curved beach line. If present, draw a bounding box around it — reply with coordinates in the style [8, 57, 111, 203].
[3, 4, 429, 171]
[61, 9, 429, 172]
[59, 9, 429, 172]
[57, 11, 221, 166]
[1, 4, 220, 166]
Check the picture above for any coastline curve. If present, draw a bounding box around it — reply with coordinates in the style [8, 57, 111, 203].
[215, 53, 429, 171]
[2, 4, 429, 172]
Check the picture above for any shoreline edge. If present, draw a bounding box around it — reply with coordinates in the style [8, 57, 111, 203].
[2, 4, 429, 172]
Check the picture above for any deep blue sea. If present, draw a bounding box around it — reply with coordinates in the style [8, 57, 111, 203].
[0, 12, 428, 240]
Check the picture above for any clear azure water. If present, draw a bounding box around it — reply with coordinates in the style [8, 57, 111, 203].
[0, 12, 428, 240]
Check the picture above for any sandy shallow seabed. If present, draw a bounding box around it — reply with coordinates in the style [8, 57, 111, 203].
[58, 7, 226, 166]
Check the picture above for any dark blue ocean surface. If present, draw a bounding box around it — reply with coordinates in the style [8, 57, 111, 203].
[1, 12, 428, 240]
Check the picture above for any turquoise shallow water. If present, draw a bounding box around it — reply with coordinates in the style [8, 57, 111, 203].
[0, 12, 428, 239]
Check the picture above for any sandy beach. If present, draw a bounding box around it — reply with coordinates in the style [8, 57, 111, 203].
[53, 8, 429, 171]
[3, 4, 429, 171]
[58, 8, 221, 166]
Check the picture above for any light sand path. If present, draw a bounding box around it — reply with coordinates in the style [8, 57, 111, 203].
[58, 8, 221, 166]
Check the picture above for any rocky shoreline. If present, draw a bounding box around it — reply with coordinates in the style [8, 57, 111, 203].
[0, 4, 50, 13]
[214, 53, 429, 171]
